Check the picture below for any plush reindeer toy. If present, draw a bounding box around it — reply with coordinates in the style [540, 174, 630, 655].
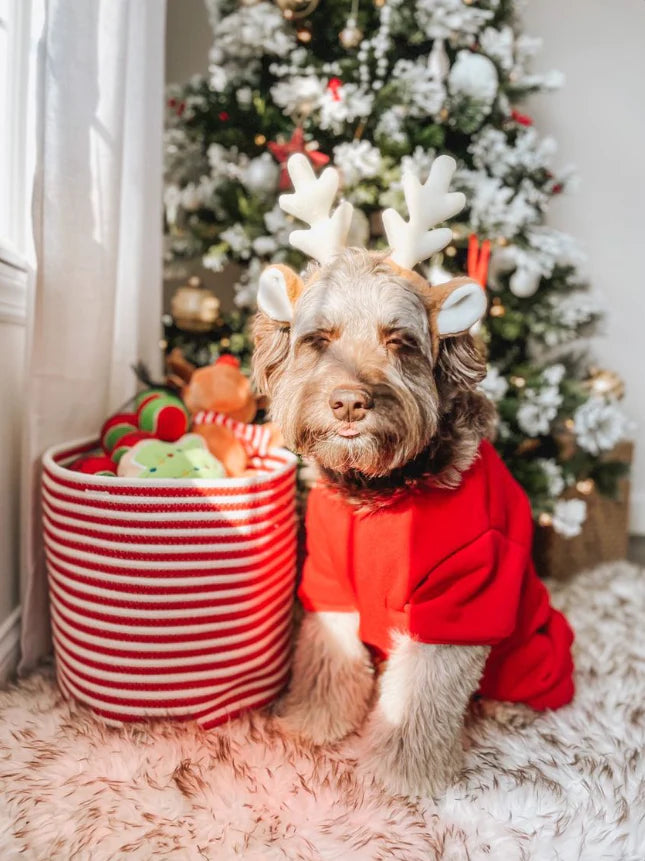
[252, 153, 575, 797]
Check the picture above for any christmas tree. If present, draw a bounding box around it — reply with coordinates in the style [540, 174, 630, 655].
[163, 0, 630, 536]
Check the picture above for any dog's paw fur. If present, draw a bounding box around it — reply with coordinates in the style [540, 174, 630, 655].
[275, 663, 373, 745]
[275, 612, 375, 745]
[355, 710, 463, 797]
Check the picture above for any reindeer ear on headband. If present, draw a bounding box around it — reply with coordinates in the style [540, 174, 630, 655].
[257, 264, 304, 324]
[430, 277, 488, 337]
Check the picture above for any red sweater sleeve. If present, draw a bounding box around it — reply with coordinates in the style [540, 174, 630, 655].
[407, 527, 574, 710]
[297, 487, 357, 614]
[478, 568, 575, 710]
[407, 528, 529, 646]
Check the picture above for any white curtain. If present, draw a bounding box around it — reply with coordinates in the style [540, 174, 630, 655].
[20, 0, 167, 672]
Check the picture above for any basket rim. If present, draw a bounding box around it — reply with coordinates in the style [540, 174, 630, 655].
[43, 436, 298, 490]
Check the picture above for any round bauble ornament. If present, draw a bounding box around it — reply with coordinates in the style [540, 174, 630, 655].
[242, 153, 280, 195]
[274, 0, 320, 20]
[171, 276, 220, 333]
[584, 367, 625, 400]
[448, 50, 498, 105]
[509, 267, 541, 298]
[296, 25, 312, 43]
[339, 18, 363, 49]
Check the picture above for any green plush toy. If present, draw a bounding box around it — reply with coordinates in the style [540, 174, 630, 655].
[117, 434, 226, 479]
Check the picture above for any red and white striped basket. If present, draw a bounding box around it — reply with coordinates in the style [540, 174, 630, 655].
[42, 437, 298, 729]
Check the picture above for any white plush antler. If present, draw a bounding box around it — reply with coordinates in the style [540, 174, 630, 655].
[383, 155, 465, 270]
[279, 153, 353, 264]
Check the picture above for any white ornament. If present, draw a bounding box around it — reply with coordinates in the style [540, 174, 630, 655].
[510, 265, 541, 298]
[517, 402, 556, 436]
[270, 76, 325, 118]
[573, 397, 630, 455]
[537, 459, 566, 498]
[333, 140, 382, 187]
[448, 51, 498, 105]
[552, 499, 587, 538]
[242, 153, 280, 195]
[428, 38, 449, 82]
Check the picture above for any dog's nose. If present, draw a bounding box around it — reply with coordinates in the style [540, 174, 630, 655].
[328, 387, 374, 422]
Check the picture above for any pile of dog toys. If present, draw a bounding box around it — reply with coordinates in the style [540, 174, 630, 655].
[70, 351, 282, 480]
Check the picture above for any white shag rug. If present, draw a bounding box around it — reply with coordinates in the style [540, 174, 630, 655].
[1, 561, 644, 860]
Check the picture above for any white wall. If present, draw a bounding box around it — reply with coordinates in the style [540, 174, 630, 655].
[165, 0, 645, 532]
[524, 0, 645, 532]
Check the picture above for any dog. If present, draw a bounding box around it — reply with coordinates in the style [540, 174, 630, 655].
[251, 154, 575, 797]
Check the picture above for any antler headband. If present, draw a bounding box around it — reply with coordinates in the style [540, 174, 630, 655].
[257, 151, 486, 340]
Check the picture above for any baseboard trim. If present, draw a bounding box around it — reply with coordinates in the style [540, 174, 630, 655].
[630, 492, 645, 538]
[0, 606, 21, 685]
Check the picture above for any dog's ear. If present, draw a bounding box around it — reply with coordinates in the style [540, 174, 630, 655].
[257, 264, 304, 323]
[429, 277, 487, 339]
[437, 333, 487, 390]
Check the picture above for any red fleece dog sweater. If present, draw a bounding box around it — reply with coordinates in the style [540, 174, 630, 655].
[299, 440, 574, 711]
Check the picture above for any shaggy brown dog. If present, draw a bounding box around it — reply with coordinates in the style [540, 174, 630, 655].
[252, 248, 498, 796]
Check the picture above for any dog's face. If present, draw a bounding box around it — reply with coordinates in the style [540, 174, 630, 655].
[253, 250, 487, 478]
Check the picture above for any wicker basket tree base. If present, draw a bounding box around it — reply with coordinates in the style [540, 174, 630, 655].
[533, 441, 633, 581]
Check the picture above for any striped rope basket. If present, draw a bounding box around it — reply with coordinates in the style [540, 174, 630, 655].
[42, 437, 298, 729]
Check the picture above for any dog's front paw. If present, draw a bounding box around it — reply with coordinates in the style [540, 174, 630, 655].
[274, 692, 365, 746]
[355, 714, 463, 798]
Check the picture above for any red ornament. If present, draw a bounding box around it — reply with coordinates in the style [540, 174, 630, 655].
[552, 183, 563, 194]
[327, 77, 343, 102]
[511, 109, 533, 126]
[218, 111, 230, 121]
[467, 234, 491, 289]
[268, 127, 330, 190]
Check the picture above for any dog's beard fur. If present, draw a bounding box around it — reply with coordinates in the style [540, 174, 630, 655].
[253, 250, 495, 504]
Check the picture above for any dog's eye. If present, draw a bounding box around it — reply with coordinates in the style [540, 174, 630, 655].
[300, 333, 331, 351]
[386, 335, 416, 351]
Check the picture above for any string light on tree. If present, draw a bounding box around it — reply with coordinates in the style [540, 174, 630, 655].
[576, 479, 595, 495]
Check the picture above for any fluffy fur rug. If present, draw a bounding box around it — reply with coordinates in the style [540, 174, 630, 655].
[1, 561, 644, 860]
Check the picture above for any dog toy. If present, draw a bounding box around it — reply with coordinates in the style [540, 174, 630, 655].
[135, 389, 190, 442]
[98, 390, 190, 472]
[166, 350, 282, 476]
[70, 454, 118, 476]
[117, 434, 226, 479]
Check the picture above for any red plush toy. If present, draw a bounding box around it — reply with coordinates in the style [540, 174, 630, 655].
[69, 454, 118, 476]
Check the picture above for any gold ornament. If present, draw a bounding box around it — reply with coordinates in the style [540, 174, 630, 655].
[296, 25, 312, 42]
[584, 367, 625, 400]
[489, 303, 506, 317]
[170, 276, 220, 333]
[576, 479, 595, 495]
[274, 0, 320, 20]
[339, 18, 363, 48]
[254, 133, 267, 146]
